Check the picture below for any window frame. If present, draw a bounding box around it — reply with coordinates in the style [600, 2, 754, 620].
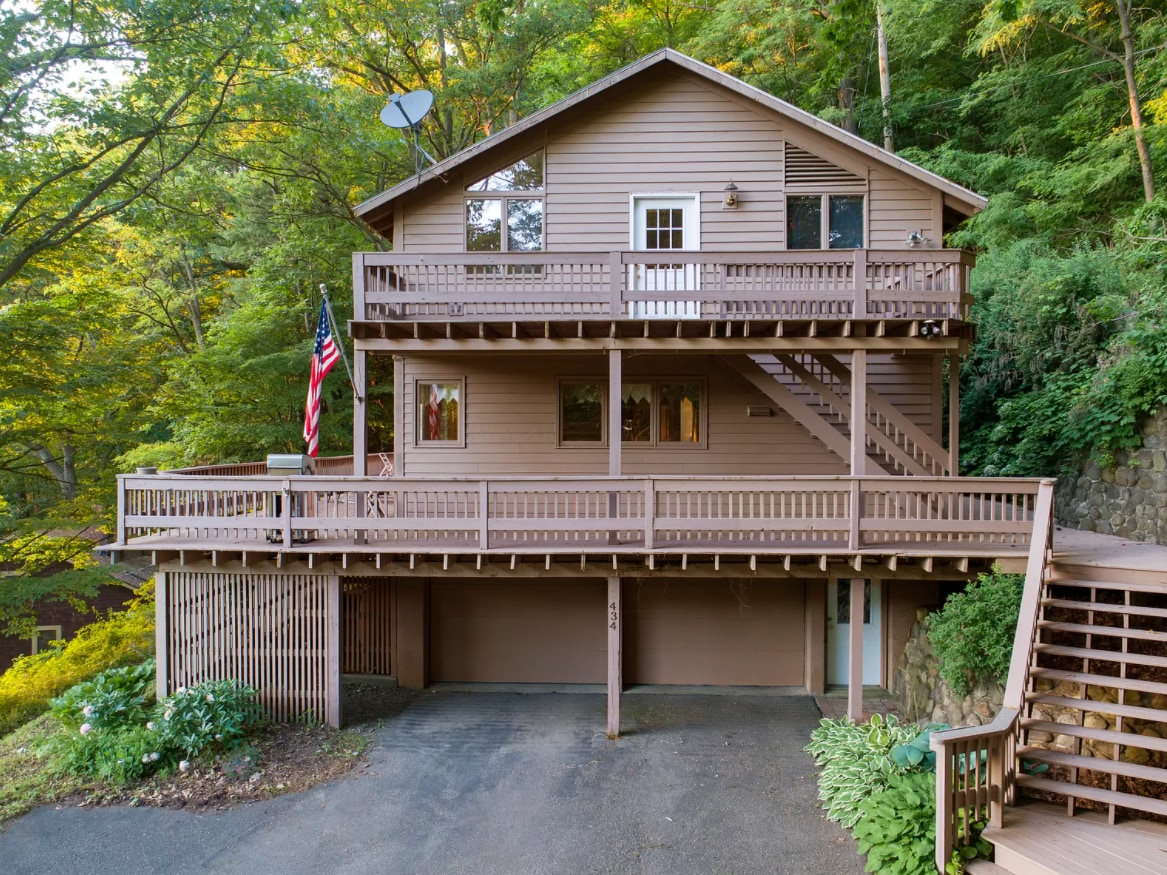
[555, 378, 707, 450]
[30, 625, 62, 655]
[464, 150, 545, 256]
[415, 377, 466, 448]
[784, 193, 866, 250]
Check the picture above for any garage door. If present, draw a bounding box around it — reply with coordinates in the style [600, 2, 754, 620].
[625, 579, 806, 686]
[431, 580, 605, 683]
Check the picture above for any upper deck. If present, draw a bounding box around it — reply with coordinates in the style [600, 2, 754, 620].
[352, 248, 975, 342]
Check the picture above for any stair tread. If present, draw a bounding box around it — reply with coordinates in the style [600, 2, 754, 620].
[1040, 597, 1167, 621]
[1045, 574, 1167, 595]
[1029, 667, 1167, 697]
[1032, 643, 1167, 669]
[1022, 719, 1167, 753]
[1016, 775, 1167, 816]
[963, 860, 1010, 874]
[1036, 620, 1165, 642]
[1017, 745, 1167, 783]
[1023, 693, 1167, 723]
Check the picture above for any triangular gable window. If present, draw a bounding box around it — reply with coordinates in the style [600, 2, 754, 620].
[467, 151, 544, 192]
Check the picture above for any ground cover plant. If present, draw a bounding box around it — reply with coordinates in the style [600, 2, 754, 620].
[806, 716, 989, 874]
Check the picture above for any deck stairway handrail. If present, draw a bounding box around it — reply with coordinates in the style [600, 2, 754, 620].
[115, 473, 1044, 555]
[354, 249, 975, 323]
[931, 480, 1056, 872]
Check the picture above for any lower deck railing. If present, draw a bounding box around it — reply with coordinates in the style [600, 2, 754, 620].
[116, 473, 1046, 554]
[931, 480, 1055, 871]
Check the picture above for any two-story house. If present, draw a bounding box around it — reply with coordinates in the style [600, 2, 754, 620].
[114, 50, 1051, 733]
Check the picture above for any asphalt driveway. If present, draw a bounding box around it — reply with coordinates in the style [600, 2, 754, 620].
[0, 690, 867, 875]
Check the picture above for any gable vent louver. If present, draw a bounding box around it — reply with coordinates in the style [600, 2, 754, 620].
[784, 143, 863, 186]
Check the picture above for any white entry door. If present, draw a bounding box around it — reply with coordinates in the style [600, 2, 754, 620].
[827, 579, 882, 685]
[630, 195, 700, 318]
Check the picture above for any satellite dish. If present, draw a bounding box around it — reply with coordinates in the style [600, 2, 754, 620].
[380, 90, 434, 129]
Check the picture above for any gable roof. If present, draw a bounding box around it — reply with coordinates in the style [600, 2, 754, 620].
[355, 49, 987, 233]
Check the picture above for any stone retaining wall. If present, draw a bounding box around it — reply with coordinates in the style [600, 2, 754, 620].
[893, 608, 1004, 727]
[1056, 408, 1167, 545]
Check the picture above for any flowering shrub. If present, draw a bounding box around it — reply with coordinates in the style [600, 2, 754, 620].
[153, 680, 263, 758]
[48, 663, 263, 785]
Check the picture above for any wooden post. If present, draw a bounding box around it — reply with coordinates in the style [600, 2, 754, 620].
[804, 580, 826, 695]
[609, 251, 623, 318]
[353, 349, 368, 477]
[117, 476, 126, 545]
[155, 571, 168, 701]
[393, 355, 404, 477]
[850, 350, 867, 475]
[607, 576, 622, 739]
[935, 740, 954, 874]
[326, 575, 341, 728]
[352, 252, 366, 322]
[948, 352, 960, 475]
[852, 249, 868, 319]
[848, 579, 865, 721]
[281, 480, 293, 549]
[609, 349, 622, 476]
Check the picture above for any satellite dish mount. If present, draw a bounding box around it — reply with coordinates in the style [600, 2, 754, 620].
[380, 90, 437, 174]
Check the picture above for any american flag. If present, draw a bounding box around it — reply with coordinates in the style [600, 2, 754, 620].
[303, 300, 340, 457]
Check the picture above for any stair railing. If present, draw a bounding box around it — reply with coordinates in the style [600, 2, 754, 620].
[931, 478, 1056, 873]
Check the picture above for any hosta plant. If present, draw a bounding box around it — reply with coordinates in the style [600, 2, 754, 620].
[852, 770, 936, 875]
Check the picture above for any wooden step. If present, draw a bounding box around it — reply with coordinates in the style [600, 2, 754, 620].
[1015, 775, 1167, 817]
[1036, 620, 1166, 642]
[964, 859, 1011, 874]
[1029, 667, 1167, 697]
[984, 802, 1167, 875]
[1024, 694, 1167, 723]
[1017, 746, 1167, 784]
[1041, 598, 1167, 621]
[1045, 574, 1167, 595]
[1021, 719, 1167, 754]
[1032, 643, 1167, 670]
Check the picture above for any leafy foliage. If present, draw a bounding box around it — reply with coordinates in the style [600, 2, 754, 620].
[890, 723, 947, 772]
[0, 583, 154, 737]
[804, 713, 918, 828]
[929, 572, 1023, 696]
[852, 771, 937, 875]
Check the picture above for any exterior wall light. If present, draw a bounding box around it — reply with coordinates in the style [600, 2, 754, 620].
[906, 230, 927, 246]
[723, 181, 739, 209]
[918, 319, 943, 339]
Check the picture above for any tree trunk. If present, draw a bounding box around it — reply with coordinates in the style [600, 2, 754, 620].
[838, 78, 857, 135]
[876, 1, 894, 152]
[31, 444, 78, 500]
[1113, 0, 1155, 201]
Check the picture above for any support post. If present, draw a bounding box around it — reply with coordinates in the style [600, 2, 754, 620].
[607, 576, 622, 739]
[392, 355, 404, 476]
[848, 579, 865, 721]
[948, 352, 960, 475]
[326, 575, 341, 728]
[155, 571, 168, 701]
[850, 350, 867, 475]
[609, 349, 622, 476]
[804, 580, 826, 695]
[354, 349, 368, 476]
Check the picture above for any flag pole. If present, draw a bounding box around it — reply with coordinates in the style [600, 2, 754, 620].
[319, 284, 362, 402]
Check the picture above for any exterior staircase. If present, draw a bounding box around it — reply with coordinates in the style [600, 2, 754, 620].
[932, 516, 1167, 875]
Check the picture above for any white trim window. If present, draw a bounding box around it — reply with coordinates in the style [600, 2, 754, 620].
[786, 194, 865, 249]
[416, 379, 465, 447]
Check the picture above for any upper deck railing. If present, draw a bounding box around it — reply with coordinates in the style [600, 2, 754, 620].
[115, 472, 1041, 556]
[353, 249, 975, 324]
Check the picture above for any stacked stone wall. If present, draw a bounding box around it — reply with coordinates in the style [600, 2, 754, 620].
[1056, 408, 1167, 545]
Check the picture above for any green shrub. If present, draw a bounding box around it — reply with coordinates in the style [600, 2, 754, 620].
[48, 666, 263, 785]
[852, 771, 936, 875]
[0, 582, 154, 736]
[929, 572, 1023, 696]
[804, 713, 918, 828]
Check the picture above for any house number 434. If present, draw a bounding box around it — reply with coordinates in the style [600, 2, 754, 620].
[609, 602, 618, 631]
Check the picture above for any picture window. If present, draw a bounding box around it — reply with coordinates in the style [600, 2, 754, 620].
[787, 194, 864, 249]
[417, 380, 464, 446]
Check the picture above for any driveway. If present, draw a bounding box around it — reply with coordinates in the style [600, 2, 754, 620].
[0, 690, 867, 875]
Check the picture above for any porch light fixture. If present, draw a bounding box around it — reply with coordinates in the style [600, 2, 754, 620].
[918, 319, 943, 340]
[906, 230, 927, 247]
[746, 405, 773, 417]
[723, 181, 739, 209]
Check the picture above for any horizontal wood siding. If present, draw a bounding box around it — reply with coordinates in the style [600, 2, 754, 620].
[869, 168, 935, 246]
[397, 69, 953, 256]
[399, 353, 855, 477]
[165, 570, 334, 723]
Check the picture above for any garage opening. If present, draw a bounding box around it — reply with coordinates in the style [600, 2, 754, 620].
[341, 579, 393, 677]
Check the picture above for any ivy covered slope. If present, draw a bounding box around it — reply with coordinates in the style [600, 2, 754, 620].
[1, 0, 1165, 616]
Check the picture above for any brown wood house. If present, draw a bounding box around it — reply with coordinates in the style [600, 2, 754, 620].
[112, 50, 1054, 735]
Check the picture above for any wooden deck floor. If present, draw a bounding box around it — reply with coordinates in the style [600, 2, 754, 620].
[982, 802, 1167, 875]
[1051, 526, 1167, 579]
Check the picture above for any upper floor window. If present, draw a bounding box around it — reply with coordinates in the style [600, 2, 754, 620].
[466, 151, 544, 254]
[787, 194, 864, 249]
